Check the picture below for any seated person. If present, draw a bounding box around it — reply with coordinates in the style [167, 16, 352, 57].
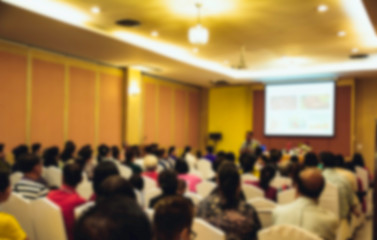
[97, 175, 136, 202]
[31, 143, 42, 157]
[0, 171, 28, 240]
[11, 145, 29, 172]
[177, 179, 187, 196]
[0, 143, 11, 172]
[97, 144, 112, 163]
[125, 151, 142, 174]
[203, 146, 216, 163]
[240, 153, 258, 177]
[157, 149, 174, 170]
[154, 196, 194, 240]
[142, 155, 159, 181]
[13, 154, 49, 200]
[60, 141, 76, 166]
[90, 161, 119, 201]
[273, 168, 338, 240]
[75, 196, 152, 240]
[76, 145, 95, 180]
[47, 163, 86, 240]
[43, 147, 60, 168]
[249, 165, 278, 201]
[149, 170, 178, 208]
[175, 160, 202, 192]
[197, 162, 261, 240]
[303, 152, 320, 168]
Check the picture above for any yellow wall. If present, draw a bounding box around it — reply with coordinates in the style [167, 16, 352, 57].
[208, 86, 252, 156]
[126, 68, 143, 145]
[355, 78, 377, 171]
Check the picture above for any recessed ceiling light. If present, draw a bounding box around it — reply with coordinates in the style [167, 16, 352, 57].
[151, 31, 159, 37]
[91, 6, 100, 14]
[192, 48, 199, 53]
[338, 31, 347, 37]
[317, 4, 329, 13]
[351, 48, 359, 53]
[223, 60, 229, 65]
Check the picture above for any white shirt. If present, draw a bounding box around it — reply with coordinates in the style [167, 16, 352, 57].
[273, 197, 339, 240]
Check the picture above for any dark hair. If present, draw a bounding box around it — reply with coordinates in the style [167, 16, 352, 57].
[0, 171, 10, 192]
[97, 144, 110, 163]
[335, 154, 345, 168]
[352, 153, 365, 167]
[174, 160, 189, 174]
[61, 141, 76, 162]
[225, 152, 235, 162]
[93, 162, 119, 194]
[240, 154, 257, 173]
[154, 196, 194, 240]
[130, 174, 144, 191]
[260, 165, 276, 190]
[254, 147, 263, 158]
[43, 146, 60, 167]
[18, 154, 41, 173]
[63, 163, 83, 187]
[158, 170, 178, 195]
[196, 150, 202, 159]
[75, 196, 152, 240]
[290, 155, 299, 163]
[156, 149, 166, 158]
[269, 149, 282, 164]
[0, 143, 4, 153]
[304, 152, 318, 167]
[168, 147, 175, 155]
[12, 145, 29, 160]
[206, 146, 214, 154]
[213, 154, 226, 172]
[181, 146, 191, 158]
[32, 143, 41, 154]
[321, 152, 336, 168]
[218, 162, 240, 209]
[125, 151, 135, 165]
[111, 146, 120, 160]
[98, 176, 136, 201]
[78, 145, 93, 160]
[296, 170, 325, 199]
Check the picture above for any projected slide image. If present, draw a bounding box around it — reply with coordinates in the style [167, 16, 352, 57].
[270, 96, 297, 110]
[301, 95, 330, 109]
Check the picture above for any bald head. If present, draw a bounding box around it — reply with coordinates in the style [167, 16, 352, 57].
[296, 168, 325, 199]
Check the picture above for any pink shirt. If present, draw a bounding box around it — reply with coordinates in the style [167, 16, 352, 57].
[47, 185, 86, 240]
[179, 174, 202, 192]
[142, 171, 159, 181]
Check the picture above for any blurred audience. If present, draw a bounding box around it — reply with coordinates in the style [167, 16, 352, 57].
[175, 159, 202, 192]
[150, 170, 178, 208]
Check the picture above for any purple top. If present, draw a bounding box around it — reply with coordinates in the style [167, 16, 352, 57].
[204, 154, 216, 163]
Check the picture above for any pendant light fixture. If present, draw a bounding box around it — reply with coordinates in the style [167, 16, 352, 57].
[188, 2, 209, 45]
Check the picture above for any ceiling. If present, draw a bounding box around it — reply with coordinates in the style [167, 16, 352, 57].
[1, 0, 377, 86]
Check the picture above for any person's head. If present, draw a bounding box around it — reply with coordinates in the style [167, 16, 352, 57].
[75, 196, 152, 240]
[246, 131, 254, 141]
[269, 149, 282, 164]
[206, 146, 214, 154]
[61, 141, 76, 162]
[304, 152, 318, 167]
[63, 163, 83, 188]
[296, 168, 325, 200]
[78, 145, 93, 161]
[97, 176, 136, 202]
[98, 144, 110, 158]
[352, 153, 365, 167]
[177, 179, 187, 196]
[43, 146, 60, 167]
[335, 154, 345, 168]
[0, 143, 4, 154]
[144, 155, 158, 172]
[111, 146, 120, 160]
[130, 173, 144, 191]
[0, 171, 11, 203]
[182, 146, 191, 157]
[290, 155, 299, 164]
[240, 153, 257, 173]
[254, 146, 263, 158]
[174, 159, 189, 174]
[18, 154, 43, 176]
[158, 170, 178, 195]
[196, 150, 202, 159]
[168, 146, 176, 156]
[32, 143, 42, 155]
[260, 165, 276, 189]
[156, 149, 166, 159]
[125, 151, 135, 165]
[12, 145, 29, 161]
[320, 152, 336, 168]
[154, 196, 194, 240]
[217, 162, 241, 209]
[225, 152, 236, 163]
[93, 161, 119, 194]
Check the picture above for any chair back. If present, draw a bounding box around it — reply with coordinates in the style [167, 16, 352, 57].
[193, 218, 226, 240]
[197, 160, 215, 180]
[242, 184, 264, 200]
[31, 198, 67, 240]
[0, 193, 36, 240]
[241, 174, 258, 183]
[10, 172, 23, 188]
[271, 176, 292, 189]
[319, 182, 339, 219]
[74, 201, 95, 219]
[142, 176, 157, 192]
[185, 192, 203, 206]
[144, 188, 162, 208]
[278, 188, 296, 205]
[77, 176, 93, 200]
[117, 163, 132, 179]
[196, 181, 216, 198]
[44, 167, 62, 188]
[145, 208, 154, 221]
[258, 224, 322, 240]
[355, 167, 369, 192]
[248, 198, 276, 228]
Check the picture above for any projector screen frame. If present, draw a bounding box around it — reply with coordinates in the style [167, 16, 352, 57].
[263, 80, 337, 138]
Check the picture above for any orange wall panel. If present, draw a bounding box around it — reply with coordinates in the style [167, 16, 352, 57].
[0, 51, 27, 151]
[188, 92, 200, 148]
[158, 85, 173, 147]
[99, 73, 122, 146]
[143, 82, 157, 144]
[31, 59, 64, 148]
[174, 89, 187, 148]
[68, 67, 96, 148]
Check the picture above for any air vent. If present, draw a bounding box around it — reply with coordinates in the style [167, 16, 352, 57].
[350, 54, 369, 59]
[211, 80, 230, 86]
[116, 19, 141, 27]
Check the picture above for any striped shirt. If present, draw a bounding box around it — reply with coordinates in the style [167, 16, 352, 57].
[13, 178, 49, 200]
